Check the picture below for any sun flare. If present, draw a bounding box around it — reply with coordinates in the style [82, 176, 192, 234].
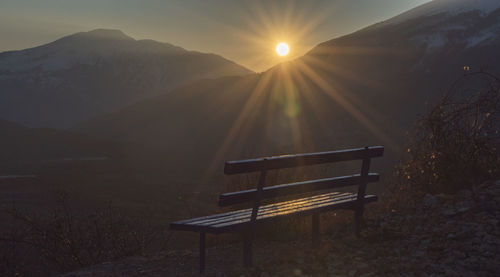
[276, 42, 290, 56]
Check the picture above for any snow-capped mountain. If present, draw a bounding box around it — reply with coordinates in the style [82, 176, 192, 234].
[369, 0, 500, 51]
[318, 0, 500, 50]
[0, 29, 252, 128]
[380, 0, 500, 27]
[310, 0, 500, 81]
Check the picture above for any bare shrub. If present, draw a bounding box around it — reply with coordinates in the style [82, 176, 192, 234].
[394, 72, 500, 200]
[0, 191, 163, 275]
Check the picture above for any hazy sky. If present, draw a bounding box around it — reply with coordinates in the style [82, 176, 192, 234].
[0, 0, 431, 71]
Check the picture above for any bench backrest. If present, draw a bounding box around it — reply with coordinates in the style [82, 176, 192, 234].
[220, 146, 384, 222]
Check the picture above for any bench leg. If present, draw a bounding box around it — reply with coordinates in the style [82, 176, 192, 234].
[242, 232, 253, 267]
[312, 213, 320, 246]
[354, 205, 364, 238]
[199, 232, 206, 273]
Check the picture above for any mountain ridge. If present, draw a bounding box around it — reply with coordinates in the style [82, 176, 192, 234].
[373, 0, 500, 28]
[0, 29, 253, 128]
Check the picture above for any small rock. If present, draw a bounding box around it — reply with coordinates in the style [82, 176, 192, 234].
[488, 219, 498, 226]
[443, 208, 458, 216]
[415, 250, 426, 257]
[423, 194, 439, 207]
[457, 189, 473, 198]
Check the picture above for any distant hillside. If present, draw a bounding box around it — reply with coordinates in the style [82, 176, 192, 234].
[76, 1, 500, 181]
[0, 29, 253, 128]
[0, 118, 119, 165]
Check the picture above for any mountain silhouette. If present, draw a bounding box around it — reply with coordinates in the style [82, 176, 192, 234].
[0, 29, 253, 128]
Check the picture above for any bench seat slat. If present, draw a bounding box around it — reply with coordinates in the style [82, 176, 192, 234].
[191, 192, 353, 226]
[176, 192, 348, 226]
[209, 193, 360, 228]
[213, 195, 377, 233]
[219, 173, 380, 206]
[212, 194, 369, 229]
[170, 192, 377, 234]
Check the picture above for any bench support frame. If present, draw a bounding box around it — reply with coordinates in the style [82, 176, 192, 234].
[243, 232, 253, 267]
[355, 156, 371, 237]
[199, 232, 206, 273]
[243, 168, 267, 267]
[312, 213, 320, 246]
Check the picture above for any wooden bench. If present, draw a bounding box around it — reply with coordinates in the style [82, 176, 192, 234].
[170, 146, 384, 273]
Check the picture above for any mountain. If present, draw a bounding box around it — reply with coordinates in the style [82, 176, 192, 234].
[0, 29, 253, 128]
[76, 0, 500, 181]
[305, 0, 500, 121]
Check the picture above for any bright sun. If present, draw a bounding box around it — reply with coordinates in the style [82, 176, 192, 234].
[276, 42, 289, 56]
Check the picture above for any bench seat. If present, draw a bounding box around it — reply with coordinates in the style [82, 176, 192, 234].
[170, 191, 377, 234]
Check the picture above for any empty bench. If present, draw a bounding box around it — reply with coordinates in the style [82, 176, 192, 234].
[170, 146, 384, 273]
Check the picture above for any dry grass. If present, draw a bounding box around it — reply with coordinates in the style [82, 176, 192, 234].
[0, 190, 166, 276]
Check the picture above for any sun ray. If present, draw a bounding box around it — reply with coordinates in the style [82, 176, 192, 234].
[287, 62, 337, 142]
[281, 64, 308, 154]
[193, 0, 400, 187]
[201, 70, 276, 183]
[300, 52, 384, 89]
[295, 61, 399, 151]
[221, 0, 341, 71]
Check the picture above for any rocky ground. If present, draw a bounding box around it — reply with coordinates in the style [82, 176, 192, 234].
[62, 180, 500, 277]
